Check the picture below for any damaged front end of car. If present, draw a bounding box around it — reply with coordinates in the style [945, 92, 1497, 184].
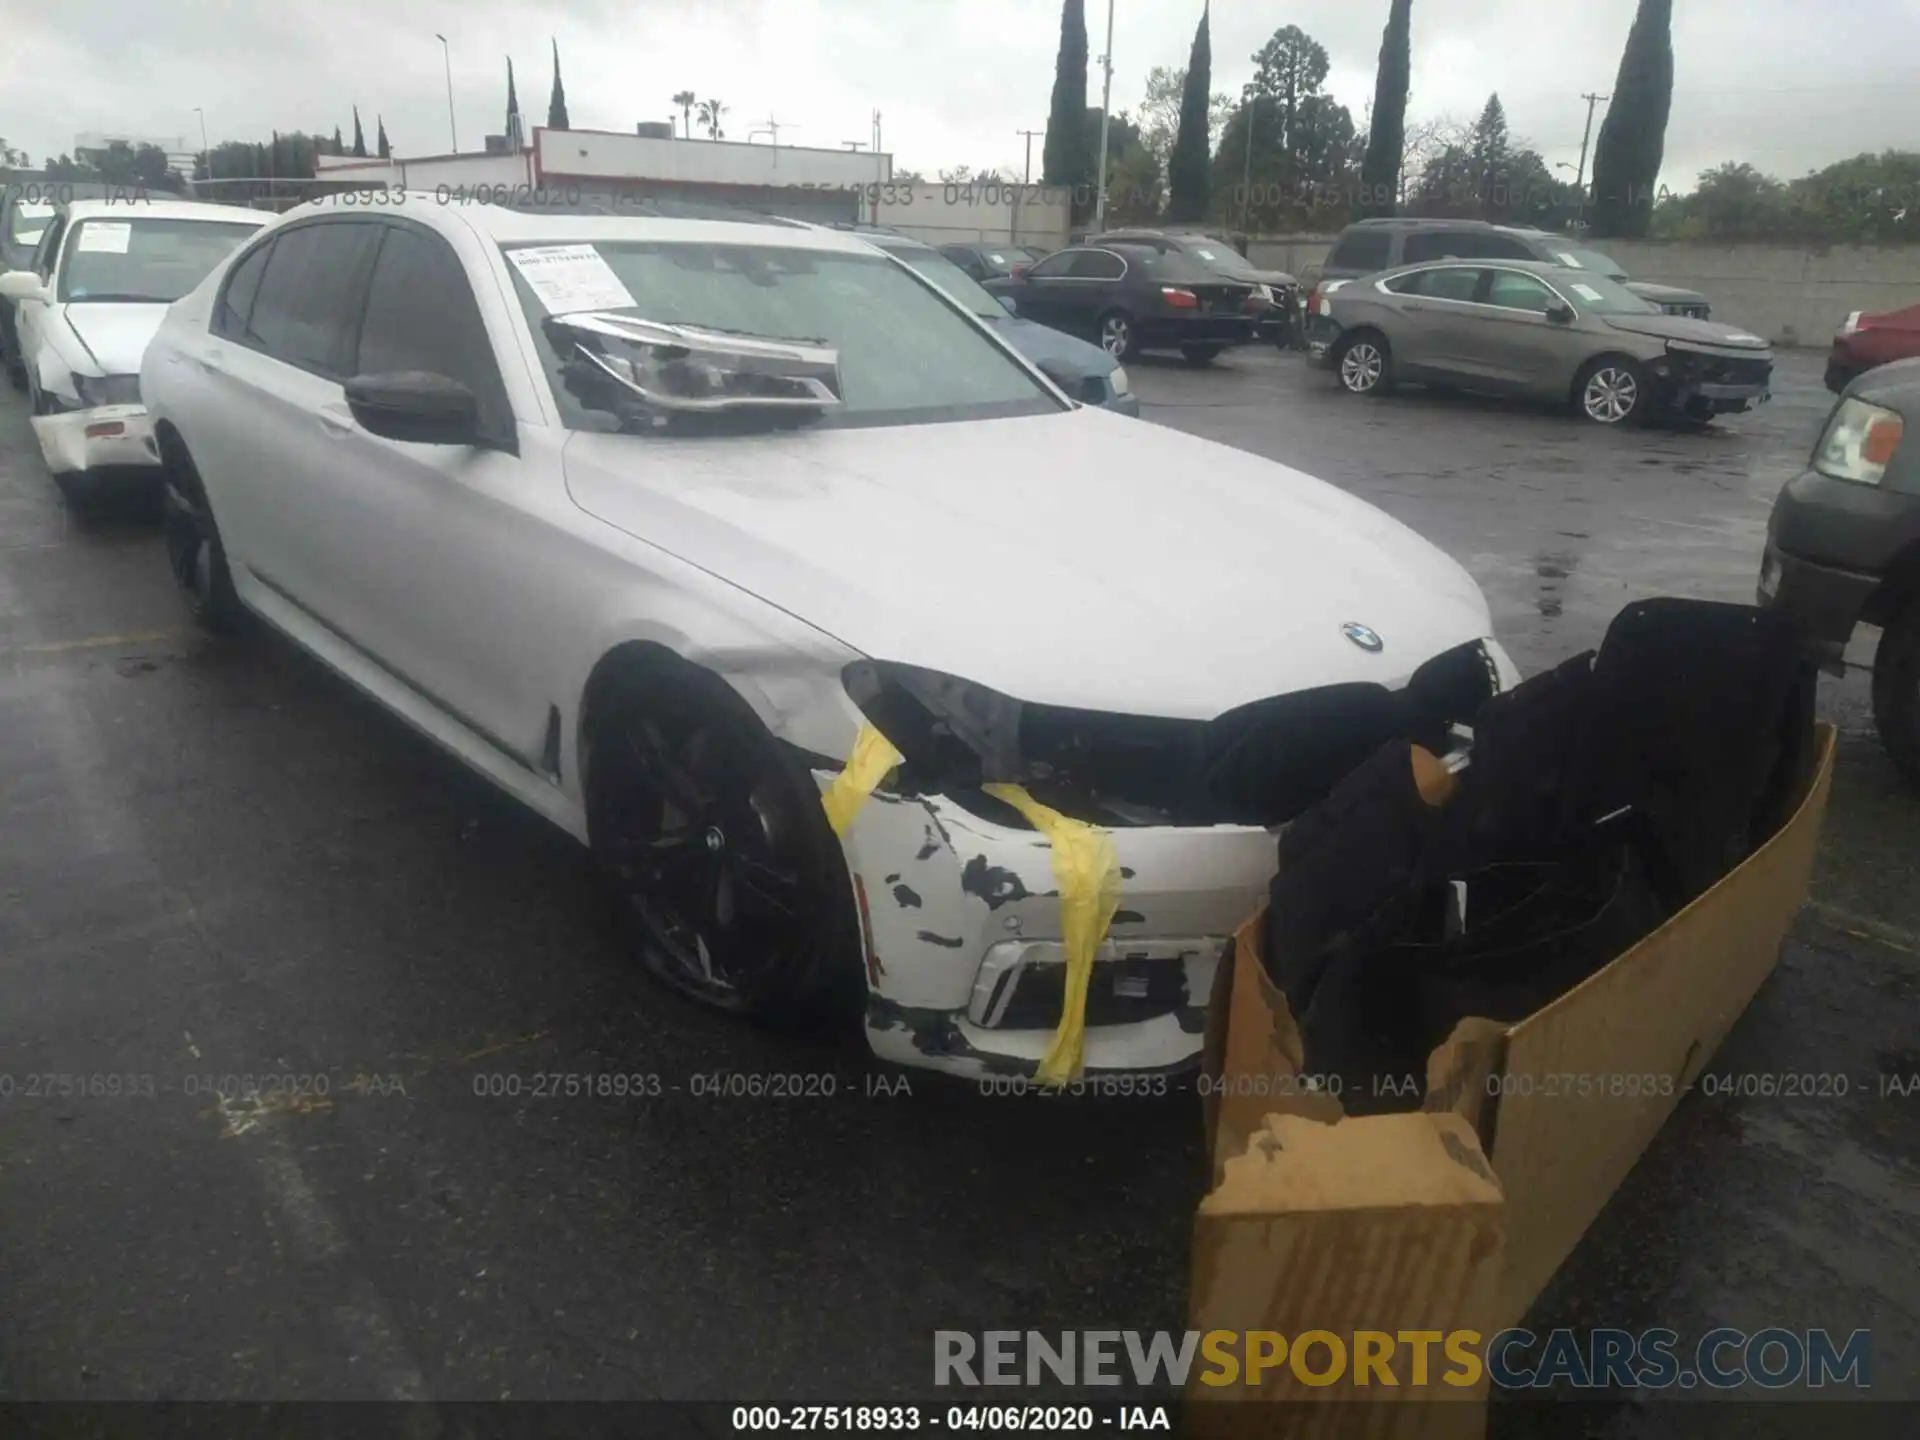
[827, 641, 1517, 1078]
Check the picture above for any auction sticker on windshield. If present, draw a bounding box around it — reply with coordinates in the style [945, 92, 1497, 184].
[77, 222, 132, 254]
[506, 243, 636, 315]
[1571, 283, 1605, 302]
[1556, 251, 1583, 267]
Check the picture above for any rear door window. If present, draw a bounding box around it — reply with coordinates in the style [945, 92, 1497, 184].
[1406, 266, 1486, 302]
[244, 221, 381, 376]
[1066, 249, 1125, 280]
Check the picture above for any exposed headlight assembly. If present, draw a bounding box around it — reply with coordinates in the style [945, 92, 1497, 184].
[75, 373, 141, 408]
[841, 660, 1030, 792]
[1813, 397, 1904, 486]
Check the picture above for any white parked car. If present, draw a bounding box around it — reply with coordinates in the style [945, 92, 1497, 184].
[140, 194, 1519, 1077]
[0, 198, 267, 504]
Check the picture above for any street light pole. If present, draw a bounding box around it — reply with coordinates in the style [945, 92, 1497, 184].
[436, 34, 459, 153]
[1092, 0, 1115, 229]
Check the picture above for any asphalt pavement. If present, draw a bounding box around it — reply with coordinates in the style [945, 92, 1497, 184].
[0, 348, 1914, 1424]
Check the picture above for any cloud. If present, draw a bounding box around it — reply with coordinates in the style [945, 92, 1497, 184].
[4, 0, 1914, 196]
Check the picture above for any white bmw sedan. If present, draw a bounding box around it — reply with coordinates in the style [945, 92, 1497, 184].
[141, 194, 1518, 1078]
[0, 198, 267, 503]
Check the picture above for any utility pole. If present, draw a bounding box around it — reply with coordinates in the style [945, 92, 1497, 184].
[1574, 91, 1608, 193]
[1092, 0, 1115, 229]
[1016, 128, 1042, 184]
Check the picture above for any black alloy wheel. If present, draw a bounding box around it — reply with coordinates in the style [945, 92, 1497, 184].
[160, 456, 242, 631]
[587, 666, 856, 1023]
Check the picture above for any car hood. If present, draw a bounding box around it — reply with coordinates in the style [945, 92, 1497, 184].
[561, 411, 1494, 719]
[58, 302, 168, 375]
[988, 315, 1117, 378]
[1623, 280, 1710, 307]
[1245, 268, 1298, 288]
[1601, 313, 1770, 350]
[1849, 356, 1920, 405]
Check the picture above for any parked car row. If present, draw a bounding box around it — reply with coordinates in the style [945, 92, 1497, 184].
[0, 189, 1521, 1079]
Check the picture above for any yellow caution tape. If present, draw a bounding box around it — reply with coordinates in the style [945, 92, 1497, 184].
[982, 783, 1122, 1086]
[822, 723, 905, 837]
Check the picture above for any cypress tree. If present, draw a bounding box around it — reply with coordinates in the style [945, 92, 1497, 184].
[1357, 0, 1412, 217]
[548, 39, 570, 129]
[1588, 0, 1673, 237]
[1042, 0, 1090, 202]
[1165, 5, 1212, 222]
[376, 117, 391, 159]
[351, 107, 368, 158]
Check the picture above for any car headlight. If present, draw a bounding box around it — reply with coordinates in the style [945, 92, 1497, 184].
[1813, 397, 1903, 485]
[74, 373, 142, 408]
[1252, 283, 1272, 302]
[1107, 366, 1130, 396]
[842, 660, 1027, 791]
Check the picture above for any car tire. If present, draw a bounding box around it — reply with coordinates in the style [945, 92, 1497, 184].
[1575, 356, 1650, 425]
[160, 441, 243, 632]
[1097, 309, 1140, 361]
[1871, 597, 1920, 793]
[585, 655, 864, 1031]
[1333, 330, 1394, 396]
[1181, 344, 1223, 366]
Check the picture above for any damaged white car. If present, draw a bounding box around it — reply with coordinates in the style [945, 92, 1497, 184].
[0, 198, 266, 504]
[141, 195, 1519, 1078]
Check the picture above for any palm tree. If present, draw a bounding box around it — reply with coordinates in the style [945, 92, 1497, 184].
[696, 98, 727, 141]
[672, 90, 697, 139]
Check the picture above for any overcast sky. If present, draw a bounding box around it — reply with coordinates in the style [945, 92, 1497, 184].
[6, 0, 1916, 193]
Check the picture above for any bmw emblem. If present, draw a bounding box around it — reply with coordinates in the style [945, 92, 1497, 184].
[1341, 622, 1384, 653]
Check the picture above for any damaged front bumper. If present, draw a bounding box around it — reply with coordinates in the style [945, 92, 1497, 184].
[827, 778, 1275, 1078]
[31, 403, 161, 475]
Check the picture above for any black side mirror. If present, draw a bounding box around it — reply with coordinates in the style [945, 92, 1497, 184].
[345, 371, 483, 446]
[1546, 303, 1575, 324]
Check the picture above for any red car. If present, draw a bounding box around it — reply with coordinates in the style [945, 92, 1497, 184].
[1826, 304, 1920, 392]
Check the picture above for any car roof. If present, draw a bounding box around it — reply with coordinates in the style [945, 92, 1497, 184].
[277, 191, 890, 256]
[60, 198, 271, 225]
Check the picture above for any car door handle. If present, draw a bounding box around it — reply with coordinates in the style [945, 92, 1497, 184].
[317, 404, 355, 435]
[196, 346, 227, 373]
[1402, 302, 1426, 312]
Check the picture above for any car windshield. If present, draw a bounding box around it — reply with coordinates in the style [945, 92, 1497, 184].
[501, 238, 1058, 432]
[9, 201, 53, 247]
[1548, 245, 1629, 278]
[1557, 270, 1661, 315]
[885, 246, 1004, 319]
[58, 217, 262, 303]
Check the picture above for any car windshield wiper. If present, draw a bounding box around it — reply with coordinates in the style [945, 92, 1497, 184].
[66, 293, 171, 304]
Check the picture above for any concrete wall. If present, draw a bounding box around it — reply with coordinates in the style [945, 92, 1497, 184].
[877, 182, 1071, 251]
[1247, 234, 1920, 348]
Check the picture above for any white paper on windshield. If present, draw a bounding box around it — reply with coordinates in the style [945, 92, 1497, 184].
[1556, 251, 1582, 267]
[1570, 282, 1605, 302]
[506, 244, 636, 314]
[77, 222, 132, 254]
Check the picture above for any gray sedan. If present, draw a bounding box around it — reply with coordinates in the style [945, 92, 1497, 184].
[1308, 259, 1773, 425]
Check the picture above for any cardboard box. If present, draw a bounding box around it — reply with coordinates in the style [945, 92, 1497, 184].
[1187, 724, 1837, 1432]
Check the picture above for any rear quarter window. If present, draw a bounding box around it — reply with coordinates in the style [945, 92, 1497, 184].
[1326, 230, 1392, 272]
